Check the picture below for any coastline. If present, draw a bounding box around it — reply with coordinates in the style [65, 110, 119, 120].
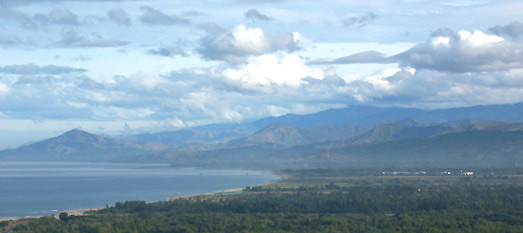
[0, 170, 281, 222]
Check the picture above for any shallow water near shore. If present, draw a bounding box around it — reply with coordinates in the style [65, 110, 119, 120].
[0, 161, 277, 219]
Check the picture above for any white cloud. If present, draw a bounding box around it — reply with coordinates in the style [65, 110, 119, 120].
[457, 30, 504, 47]
[165, 117, 186, 128]
[0, 83, 11, 96]
[323, 28, 523, 73]
[222, 54, 324, 91]
[430, 36, 451, 48]
[198, 24, 301, 65]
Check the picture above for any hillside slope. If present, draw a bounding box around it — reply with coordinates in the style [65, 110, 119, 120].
[0, 129, 165, 161]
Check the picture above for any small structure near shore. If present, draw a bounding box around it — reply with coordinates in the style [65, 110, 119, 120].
[441, 171, 452, 175]
[461, 171, 474, 176]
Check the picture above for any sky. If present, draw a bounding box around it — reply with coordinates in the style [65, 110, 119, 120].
[1, 0, 523, 149]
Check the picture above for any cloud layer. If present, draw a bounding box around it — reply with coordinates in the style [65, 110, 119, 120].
[0, 64, 86, 75]
[53, 31, 129, 48]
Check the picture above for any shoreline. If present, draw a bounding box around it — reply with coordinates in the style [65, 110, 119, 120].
[0, 170, 281, 222]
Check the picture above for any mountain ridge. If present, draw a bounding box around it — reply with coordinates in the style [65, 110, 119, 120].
[123, 103, 523, 146]
[0, 129, 166, 162]
[1, 103, 523, 168]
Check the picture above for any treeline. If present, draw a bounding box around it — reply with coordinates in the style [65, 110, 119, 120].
[4, 170, 522, 233]
[95, 183, 521, 216]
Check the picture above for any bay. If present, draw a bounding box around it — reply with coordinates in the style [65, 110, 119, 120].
[0, 161, 278, 219]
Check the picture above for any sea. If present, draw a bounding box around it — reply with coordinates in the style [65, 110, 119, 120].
[0, 161, 278, 219]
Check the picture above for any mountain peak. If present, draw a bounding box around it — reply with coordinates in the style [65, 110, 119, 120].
[64, 128, 87, 134]
[55, 129, 107, 144]
[61, 128, 96, 138]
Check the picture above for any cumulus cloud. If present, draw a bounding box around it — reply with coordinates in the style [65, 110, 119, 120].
[489, 22, 523, 40]
[139, 6, 189, 26]
[392, 29, 520, 72]
[53, 31, 129, 48]
[222, 54, 324, 91]
[2, 54, 520, 128]
[343, 12, 377, 28]
[198, 24, 302, 65]
[107, 8, 131, 26]
[0, 53, 343, 125]
[147, 47, 187, 57]
[345, 68, 523, 108]
[0, 64, 86, 75]
[318, 28, 523, 73]
[245, 9, 272, 22]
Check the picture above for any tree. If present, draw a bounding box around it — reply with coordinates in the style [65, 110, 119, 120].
[59, 212, 69, 221]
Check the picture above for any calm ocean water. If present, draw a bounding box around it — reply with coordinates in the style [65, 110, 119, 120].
[0, 161, 278, 219]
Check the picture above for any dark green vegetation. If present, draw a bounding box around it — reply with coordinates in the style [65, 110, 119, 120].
[3, 168, 521, 233]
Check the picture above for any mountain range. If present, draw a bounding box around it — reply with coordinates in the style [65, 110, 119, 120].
[123, 102, 523, 146]
[1, 103, 522, 168]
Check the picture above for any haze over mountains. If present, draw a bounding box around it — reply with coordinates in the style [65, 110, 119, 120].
[1, 103, 522, 168]
[123, 103, 523, 146]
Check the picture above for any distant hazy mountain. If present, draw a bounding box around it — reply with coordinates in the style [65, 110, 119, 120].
[246, 102, 523, 128]
[0, 129, 165, 161]
[221, 124, 370, 148]
[443, 119, 523, 132]
[124, 103, 523, 146]
[344, 123, 452, 145]
[2, 103, 522, 168]
[123, 125, 257, 146]
[219, 119, 523, 149]
[316, 130, 523, 167]
[141, 120, 523, 168]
